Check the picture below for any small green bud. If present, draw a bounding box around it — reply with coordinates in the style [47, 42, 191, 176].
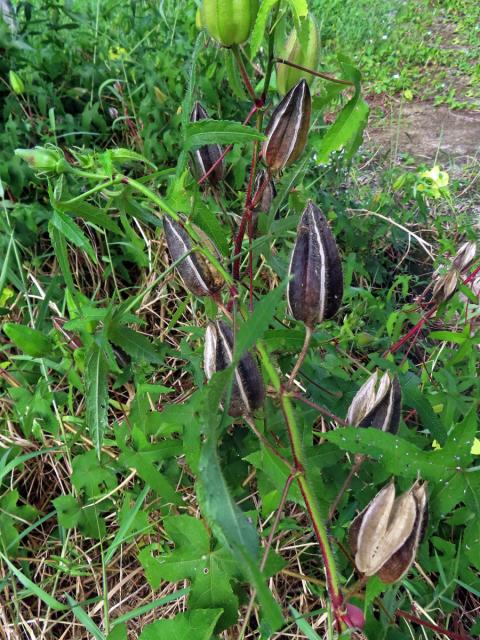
[202, 0, 258, 47]
[15, 147, 67, 174]
[9, 70, 24, 95]
[277, 15, 320, 95]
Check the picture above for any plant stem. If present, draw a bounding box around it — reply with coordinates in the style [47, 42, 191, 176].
[280, 394, 346, 630]
[289, 391, 348, 426]
[327, 454, 365, 522]
[274, 58, 354, 86]
[232, 45, 257, 102]
[244, 415, 295, 474]
[286, 325, 313, 391]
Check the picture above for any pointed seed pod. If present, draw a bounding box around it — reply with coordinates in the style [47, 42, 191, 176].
[287, 201, 343, 328]
[346, 371, 402, 435]
[277, 15, 320, 95]
[202, 0, 258, 47]
[204, 320, 264, 417]
[348, 480, 428, 584]
[252, 169, 277, 230]
[190, 101, 224, 186]
[262, 79, 311, 173]
[163, 216, 224, 297]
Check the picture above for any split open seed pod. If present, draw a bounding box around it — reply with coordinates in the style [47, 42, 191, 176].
[346, 371, 402, 435]
[287, 201, 343, 328]
[163, 216, 224, 297]
[204, 320, 264, 417]
[348, 480, 428, 584]
[252, 169, 277, 230]
[261, 79, 311, 173]
[190, 101, 224, 186]
[432, 241, 477, 305]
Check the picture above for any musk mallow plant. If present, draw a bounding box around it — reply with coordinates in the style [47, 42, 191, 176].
[13, 2, 478, 638]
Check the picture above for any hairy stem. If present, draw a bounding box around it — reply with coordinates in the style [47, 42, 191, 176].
[286, 325, 313, 391]
[274, 57, 354, 86]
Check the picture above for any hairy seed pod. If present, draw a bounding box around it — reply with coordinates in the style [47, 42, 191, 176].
[277, 15, 320, 95]
[349, 480, 428, 584]
[163, 216, 223, 297]
[262, 79, 311, 173]
[252, 169, 277, 230]
[204, 320, 264, 417]
[287, 201, 343, 328]
[202, 0, 258, 47]
[346, 371, 402, 435]
[190, 101, 224, 186]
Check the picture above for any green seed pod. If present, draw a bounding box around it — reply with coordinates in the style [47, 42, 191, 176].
[349, 480, 428, 584]
[202, 0, 258, 47]
[164, 216, 224, 297]
[262, 79, 311, 173]
[204, 320, 265, 417]
[190, 101, 225, 186]
[346, 371, 402, 435]
[277, 15, 320, 96]
[15, 147, 67, 174]
[9, 70, 24, 95]
[287, 201, 343, 328]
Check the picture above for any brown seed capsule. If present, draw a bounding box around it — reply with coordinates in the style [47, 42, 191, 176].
[261, 79, 311, 173]
[163, 216, 224, 297]
[190, 101, 224, 186]
[252, 169, 277, 230]
[346, 371, 402, 435]
[287, 201, 343, 328]
[349, 480, 428, 584]
[204, 320, 265, 417]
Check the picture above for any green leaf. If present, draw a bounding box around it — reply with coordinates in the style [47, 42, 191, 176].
[289, 606, 322, 639]
[108, 324, 164, 364]
[138, 609, 223, 640]
[56, 200, 124, 235]
[53, 495, 82, 529]
[401, 373, 447, 444]
[85, 341, 109, 458]
[234, 280, 288, 361]
[65, 594, 106, 640]
[250, 0, 280, 58]
[112, 589, 189, 627]
[185, 120, 264, 149]
[104, 485, 150, 564]
[51, 209, 98, 264]
[107, 624, 127, 640]
[287, 0, 308, 22]
[3, 323, 53, 357]
[49, 222, 77, 303]
[139, 515, 240, 630]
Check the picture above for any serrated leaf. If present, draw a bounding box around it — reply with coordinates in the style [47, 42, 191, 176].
[49, 222, 77, 301]
[108, 324, 164, 364]
[51, 209, 98, 264]
[185, 120, 264, 149]
[287, 0, 308, 21]
[138, 609, 223, 640]
[53, 495, 81, 529]
[85, 342, 109, 458]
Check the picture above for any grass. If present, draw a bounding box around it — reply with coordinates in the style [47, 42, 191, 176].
[1, 0, 479, 639]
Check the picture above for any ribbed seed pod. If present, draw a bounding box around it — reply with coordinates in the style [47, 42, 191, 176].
[204, 320, 265, 417]
[346, 371, 402, 435]
[287, 201, 343, 328]
[252, 169, 277, 229]
[277, 15, 320, 95]
[202, 0, 258, 47]
[190, 102, 224, 186]
[163, 216, 224, 297]
[348, 480, 428, 584]
[262, 79, 311, 173]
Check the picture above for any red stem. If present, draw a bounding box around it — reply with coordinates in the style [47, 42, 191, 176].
[396, 610, 472, 640]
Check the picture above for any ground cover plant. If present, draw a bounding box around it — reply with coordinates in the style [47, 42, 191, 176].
[1, 0, 479, 639]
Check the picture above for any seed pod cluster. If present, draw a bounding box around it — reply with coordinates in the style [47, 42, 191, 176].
[163, 216, 223, 297]
[190, 101, 224, 186]
[276, 15, 320, 95]
[262, 79, 311, 173]
[432, 240, 477, 305]
[204, 320, 265, 417]
[346, 371, 402, 435]
[287, 201, 343, 328]
[349, 480, 428, 583]
[201, 0, 258, 47]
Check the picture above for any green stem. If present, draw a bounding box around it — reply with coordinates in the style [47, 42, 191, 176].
[262, 2, 281, 103]
[61, 176, 121, 205]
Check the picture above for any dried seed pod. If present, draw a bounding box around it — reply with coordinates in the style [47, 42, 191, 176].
[190, 101, 224, 186]
[204, 320, 264, 417]
[346, 371, 402, 435]
[252, 169, 277, 230]
[287, 201, 343, 328]
[262, 79, 311, 173]
[163, 216, 224, 297]
[432, 241, 477, 305]
[202, 0, 258, 47]
[276, 15, 320, 95]
[452, 241, 477, 272]
[349, 480, 428, 584]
